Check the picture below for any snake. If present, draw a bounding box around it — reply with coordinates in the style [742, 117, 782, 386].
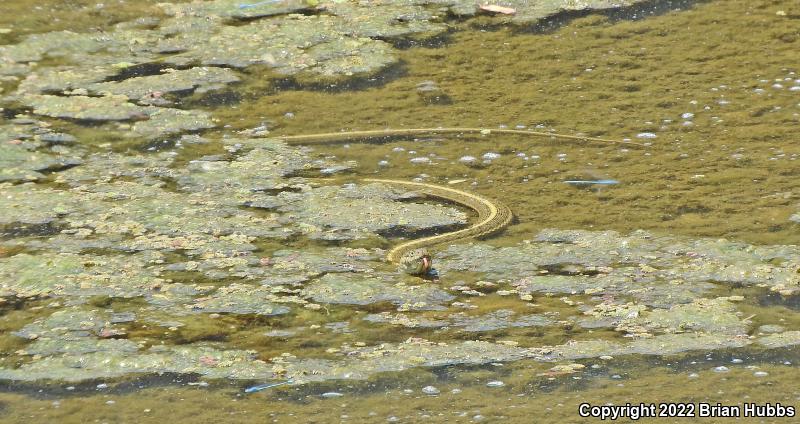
[359, 178, 513, 274]
[276, 127, 637, 274]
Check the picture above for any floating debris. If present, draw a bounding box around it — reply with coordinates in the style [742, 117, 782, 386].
[479, 5, 516, 15]
[244, 379, 293, 394]
[564, 179, 619, 186]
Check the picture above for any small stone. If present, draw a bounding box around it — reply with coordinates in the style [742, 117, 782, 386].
[97, 383, 108, 389]
[422, 386, 440, 395]
[321, 392, 344, 398]
[459, 155, 477, 164]
[753, 371, 769, 377]
[636, 132, 657, 139]
[713, 366, 730, 373]
[486, 380, 505, 387]
[731, 358, 743, 364]
[482, 152, 501, 160]
[688, 373, 699, 379]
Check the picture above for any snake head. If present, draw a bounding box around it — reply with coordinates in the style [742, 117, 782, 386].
[398, 248, 432, 276]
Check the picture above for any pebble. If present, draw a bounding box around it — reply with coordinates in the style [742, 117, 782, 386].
[422, 386, 440, 395]
[731, 358, 743, 364]
[772, 83, 784, 89]
[688, 373, 699, 379]
[458, 155, 477, 163]
[321, 392, 344, 398]
[636, 132, 657, 139]
[392, 147, 405, 152]
[681, 112, 694, 119]
[388, 416, 399, 422]
[106, 400, 115, 405]
[451, 388, 462, 394]
[713, 366, 730, 373]
[97, 383, 108, 389]
[482, 152, 501, 160]
[486, 380, 505, 388]
[753, 371, 769, 377]
[410, 157, 430, 164]
[378, 160, 389, 167]
[790, 86, 800, 92]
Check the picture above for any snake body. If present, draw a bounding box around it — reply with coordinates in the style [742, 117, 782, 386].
[278, 126, 624, 269]
[362, 178, 513, 264]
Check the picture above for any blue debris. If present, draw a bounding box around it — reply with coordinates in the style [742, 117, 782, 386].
[564, 179, 619, 186]
[244, 379, 293, 393]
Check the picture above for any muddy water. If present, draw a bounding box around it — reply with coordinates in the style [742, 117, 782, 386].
[1, 0, 800, 422]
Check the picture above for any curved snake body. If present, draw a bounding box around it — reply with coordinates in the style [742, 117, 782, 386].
[362, 178, 513, 264]
[277, 127, 615, 268]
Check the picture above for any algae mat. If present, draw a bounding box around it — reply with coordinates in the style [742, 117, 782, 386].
[1, 0, 800, 423]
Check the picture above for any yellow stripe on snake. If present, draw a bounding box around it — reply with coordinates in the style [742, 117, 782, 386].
[362, 178, 514, 274]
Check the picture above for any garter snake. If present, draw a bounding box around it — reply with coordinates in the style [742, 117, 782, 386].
[362, 178, 514, 274]
[277, 126, 636, 274]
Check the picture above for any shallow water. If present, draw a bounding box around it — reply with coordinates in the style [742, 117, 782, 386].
[1, 0, 800, 422]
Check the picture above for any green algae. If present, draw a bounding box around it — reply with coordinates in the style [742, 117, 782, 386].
[86, 67, 240, 101]
[302, 273, 454, 310]
[364, 309, 554, 332]
[24, 94, 150, 121]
